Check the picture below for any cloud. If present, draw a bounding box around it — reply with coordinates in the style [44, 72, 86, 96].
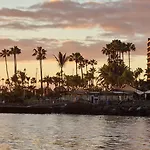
[0, 0, 148, 36]
[0, 0, 148, 39]
[0, 1, 140, 31]
[0, 0, 148, 59]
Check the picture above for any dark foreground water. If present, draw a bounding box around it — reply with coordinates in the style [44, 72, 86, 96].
[0, 114, 150, 150]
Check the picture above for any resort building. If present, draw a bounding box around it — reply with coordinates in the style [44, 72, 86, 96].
[147, 38, 150, 81]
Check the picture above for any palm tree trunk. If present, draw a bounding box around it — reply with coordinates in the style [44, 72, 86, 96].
[81, 67, 83, 80]
[128, 51, 130, 70]
[86, 64, 88, 74]
[75, 61, 78, 76]
[61, 67, 63, 86]
[5, 57, 9, 81]
[40, 59, 43, 96]
[122, 52, 124, 62]
[5, 57, 11, 91]
[46, 81, 49, 88]
[14, 54, 17, 75]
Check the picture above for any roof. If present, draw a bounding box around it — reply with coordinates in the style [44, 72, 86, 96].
[113, 84, 144, 95]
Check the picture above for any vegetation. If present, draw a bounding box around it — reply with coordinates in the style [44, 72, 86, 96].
[32, 47, 47, 96]
[54, 52, 69, 85]
[0, 39, 147, 103]
[10, 46, 21, 76]
[0, 49, 10, 84]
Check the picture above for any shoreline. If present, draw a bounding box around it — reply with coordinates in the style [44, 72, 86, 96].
[0, 100, 150, 117]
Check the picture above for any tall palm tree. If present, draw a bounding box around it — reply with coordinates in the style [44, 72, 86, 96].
[54, 52, 69, 83]
[10, 46, 21, 76]
[0, 49, 10, 82]
[102, 40, 126, 64]
[69, 52, 82, 76]
[78, 56, 85, 80]
[32, 47, 47, 96]
[84, 59, 90, 74]
[126, 43, 136, 70]
[120, 42, 127, 62]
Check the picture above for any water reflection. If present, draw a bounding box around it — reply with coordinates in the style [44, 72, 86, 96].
[0, 114, 149, 149]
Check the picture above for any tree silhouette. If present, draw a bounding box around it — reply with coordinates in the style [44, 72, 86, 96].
[10, 46, 21, 76]
[32, 47, 47, 96]
[69, 52, 83, 76]
[126, 42, 136, 70]
[54, 52, 69, 83]
[0, 49, 10, 83]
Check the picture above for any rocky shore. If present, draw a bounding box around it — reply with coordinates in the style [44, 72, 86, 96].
[63, 100, 150, 116]
[0, 100, 150, 117]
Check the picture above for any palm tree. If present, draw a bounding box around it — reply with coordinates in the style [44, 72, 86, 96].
[10, 46, 21, 76]
[89, 59, 97, 68]
[32, 47, 47, 96]
[0, 49, 10, 82]
[120, 42, 127, 62]
[69, 52, 82, 76]
[126, 43, 136, 70]
[102, 40, 127, 64]
[54, 52, 69, 83]
[78, 56, 85, 80]
[51, 76, 60, 88]
[43, 75, 52, 88]
[89, 59, 97, 85]
[31, 77, 37, 86]
[84, 59, 90, 74]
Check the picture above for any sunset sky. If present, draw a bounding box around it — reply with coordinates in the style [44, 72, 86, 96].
[0, 0, 148, 80]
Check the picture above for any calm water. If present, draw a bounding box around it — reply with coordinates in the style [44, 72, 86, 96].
[0, 114, 150, 150]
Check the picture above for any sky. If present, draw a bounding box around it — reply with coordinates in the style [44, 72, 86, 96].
[0, 0, 148, 80]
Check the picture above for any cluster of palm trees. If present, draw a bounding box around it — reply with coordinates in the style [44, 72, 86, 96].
[0, 46, 99, 96]
[0, 46, 21, 82]
[99, 40, 143, 89]
[102, 39, 136, 69]
[0, 39, 145, 99]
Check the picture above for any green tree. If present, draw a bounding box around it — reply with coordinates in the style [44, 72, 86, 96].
[97, 61, 134, 89]
[100, 40, 136, 89]
[32, 47, 47, 96]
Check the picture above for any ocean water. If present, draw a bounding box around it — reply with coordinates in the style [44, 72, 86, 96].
[0, 114, 149, 150]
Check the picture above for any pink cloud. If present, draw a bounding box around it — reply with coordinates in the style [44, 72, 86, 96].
[0, 0, 148, 59]
[0, 0, 148, 39]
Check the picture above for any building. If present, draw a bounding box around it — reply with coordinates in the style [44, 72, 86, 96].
[147, 38, 150, 81]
